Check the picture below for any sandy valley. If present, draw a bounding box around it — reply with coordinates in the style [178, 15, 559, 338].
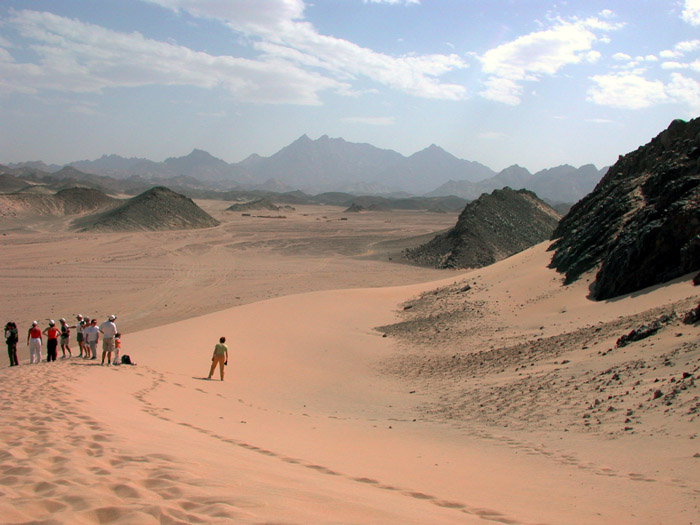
[1, 201, 698, 524]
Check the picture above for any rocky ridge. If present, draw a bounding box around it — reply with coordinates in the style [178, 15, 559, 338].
[0, 187, 118, 218]
[226, 198, 288, 212]
[549, 117, 700, 300]
[404, 187, 560, 269]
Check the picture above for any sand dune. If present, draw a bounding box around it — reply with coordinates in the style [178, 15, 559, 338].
[1, 203, 698, 523]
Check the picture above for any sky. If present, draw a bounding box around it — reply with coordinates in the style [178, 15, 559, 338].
[1, 0, 699, 173]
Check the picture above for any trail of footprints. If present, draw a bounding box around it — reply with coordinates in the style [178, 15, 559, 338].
[6, 362, 694, 524]
[136, 364, 700, 521]
[133, 366, 532, 524]
[0, 364, 264, 524]
[454, 425, 699, 494]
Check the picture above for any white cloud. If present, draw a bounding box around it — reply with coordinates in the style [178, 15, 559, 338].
[587, 73, 667, 109]
[1, 9, 346, 104]
[143, 0, 467, 100]
[660, 49, 680, 59]
[478, 17, 621, 105]
[666, 72, 700, 113]
[682, 0, 700, 25]
[659, 40, 700, 71]
[662, 61, 689, 69]
[341, 116, 396, 126]
[587, 71, 700, 113]
[479, 76, 522, 105]
[613, 52, 631, 61]
[661, 39, 700, 59]
[676, 39, 700, 53]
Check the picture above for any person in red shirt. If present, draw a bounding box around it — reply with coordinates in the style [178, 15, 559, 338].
[27, 321, 42, 364]
[43, 320, 60, 362]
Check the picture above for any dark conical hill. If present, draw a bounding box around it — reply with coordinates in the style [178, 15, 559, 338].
[549, 117, 700, 300]
[76, 186, 219, 231]
[405, 187, 560, 268]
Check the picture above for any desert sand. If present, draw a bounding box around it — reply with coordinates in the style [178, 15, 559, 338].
[1, 200, 698, 524]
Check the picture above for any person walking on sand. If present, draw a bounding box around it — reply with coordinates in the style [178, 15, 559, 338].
[99, 315, 117, 366]
[5, 321, 19, 367]
[27, 321, 42, 364]
[207, 337, 228, 381]
[59, 318, 72, 358]
[84, 318, 100, 360]
[42, 320, 60, 362]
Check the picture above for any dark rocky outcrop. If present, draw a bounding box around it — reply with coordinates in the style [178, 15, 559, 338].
[405, 187, 560, 269]
[549, 118, 700, 300]
[76, 186, 219, 231]
[344, 203, 365, 213]
[683, 303, 700, 324]
[616, 313, 676, 347]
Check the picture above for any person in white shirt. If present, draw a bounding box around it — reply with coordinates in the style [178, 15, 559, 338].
[84, 319, 100, 360]
[99, 315, 118, 366]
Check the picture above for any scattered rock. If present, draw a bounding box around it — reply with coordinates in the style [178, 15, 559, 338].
[682, 303, 700, 324]
[616, 314, 676, 347]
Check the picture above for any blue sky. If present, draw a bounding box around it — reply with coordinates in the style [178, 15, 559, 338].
[1, 0, 699, 172]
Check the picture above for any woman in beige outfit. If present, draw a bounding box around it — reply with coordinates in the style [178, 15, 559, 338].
[208, 337, 228, 381]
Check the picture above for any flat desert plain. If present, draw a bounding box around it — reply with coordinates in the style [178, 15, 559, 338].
[0, 200, 699, 524]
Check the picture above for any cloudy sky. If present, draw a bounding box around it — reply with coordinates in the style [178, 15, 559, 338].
[1, 0, 699, 172]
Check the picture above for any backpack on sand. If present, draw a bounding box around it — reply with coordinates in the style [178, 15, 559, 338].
[121, 355, 133, 365]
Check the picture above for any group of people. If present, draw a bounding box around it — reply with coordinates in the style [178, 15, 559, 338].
[5, 314, 121, 367]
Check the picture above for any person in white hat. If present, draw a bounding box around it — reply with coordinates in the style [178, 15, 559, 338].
[99, 315, 118, 366]
[26, 321, 42, 364]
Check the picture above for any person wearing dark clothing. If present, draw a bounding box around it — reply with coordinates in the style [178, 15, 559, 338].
[43, 320, 60, 362]
[5, 322, 19, 366]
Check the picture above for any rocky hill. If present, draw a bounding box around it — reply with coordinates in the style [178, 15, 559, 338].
[0, 172, 28, 193]
[0, 187, 118, 218]
[226, 198, 284, 212]
[405, 187, 560, 268]
[75, 186, 219, 232]
[549, 118, 700, 300]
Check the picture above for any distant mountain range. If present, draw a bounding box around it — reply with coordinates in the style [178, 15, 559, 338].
[427, 164, 606, 204]
[5, 135, 607, 204]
